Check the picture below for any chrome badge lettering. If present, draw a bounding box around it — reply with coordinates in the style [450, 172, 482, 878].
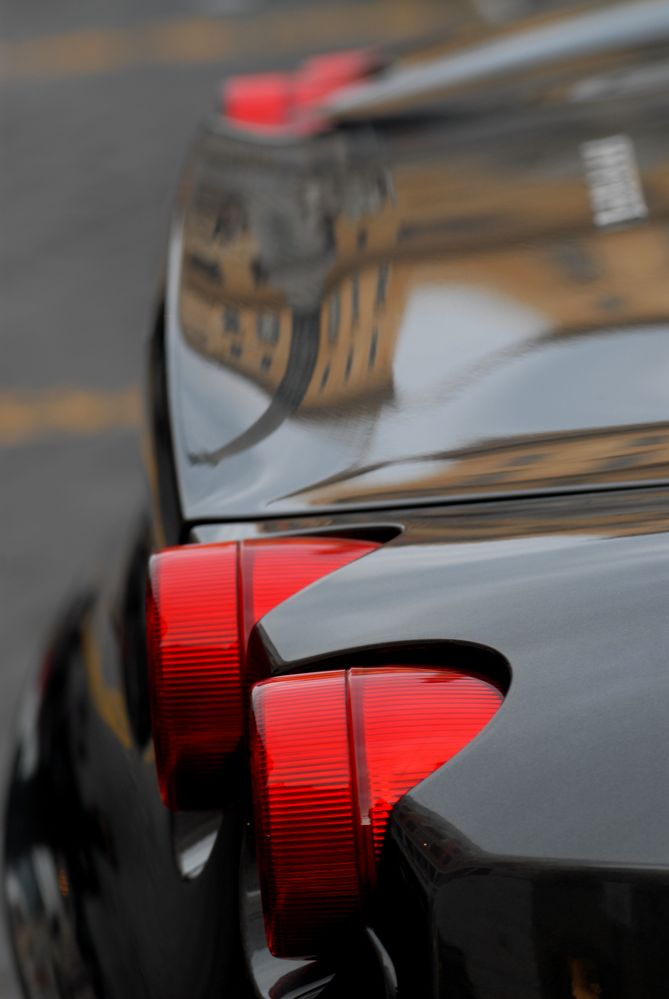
[581, 134, 648, 227]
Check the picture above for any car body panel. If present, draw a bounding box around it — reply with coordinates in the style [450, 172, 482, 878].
[3, 520, 251, 999]
[6, 487, 669, 997]
[6, 2, 669, 998]
[165, 1, 669, 522]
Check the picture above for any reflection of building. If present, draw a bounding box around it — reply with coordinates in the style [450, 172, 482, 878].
[179, 136, 405, 409]
[181, 125, 669, 361]
[306, 263, 399, 406]
[182, 211, 669, 416]
[389, 487, 669, 545]
[180, 280, 293, 394]
[180, 260, 406, 409]
[178, 96, 669, 487]
[300, 421, 669, 507]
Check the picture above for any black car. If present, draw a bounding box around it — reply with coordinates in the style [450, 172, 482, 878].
[5, 1, 669, 996]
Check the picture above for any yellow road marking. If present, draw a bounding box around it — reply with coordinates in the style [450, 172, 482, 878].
[0, 2, 443, 81]
[0, 388, 141, 446]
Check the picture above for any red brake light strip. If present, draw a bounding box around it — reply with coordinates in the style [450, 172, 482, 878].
[146, 537, 378, 809]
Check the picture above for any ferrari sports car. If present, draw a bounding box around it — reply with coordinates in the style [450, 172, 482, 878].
[5, 1, 669, 996]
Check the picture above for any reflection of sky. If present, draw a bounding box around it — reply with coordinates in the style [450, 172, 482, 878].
[178, 343, 267, 453]
[171, 277, 669, 515]
[366, 286, 669, 466]
[174, 336, 375, 512]
[393, 285, 547, 398]
[454, 327, 669, 434]
[409, 533, 602, 566]
[195, 412, 372, 514]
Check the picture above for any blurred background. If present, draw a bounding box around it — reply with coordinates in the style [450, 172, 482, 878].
[0, 2, 452, 995]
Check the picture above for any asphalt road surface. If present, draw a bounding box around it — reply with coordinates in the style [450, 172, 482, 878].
[0, 2, 447, 995]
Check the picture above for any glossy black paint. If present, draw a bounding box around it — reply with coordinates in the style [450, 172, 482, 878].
[259, 504, 669, 858]
[3, 519, 253, 999]
[7, 1, 669, 997]
[161, 0, 669, 525]
[7, 487, 669, 998]
[255, 497, 669, 994]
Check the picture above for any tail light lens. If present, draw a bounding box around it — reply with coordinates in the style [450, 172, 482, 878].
[222, 49, 378, 129]
[250, 667, 503, 958]
[224, 72, 294, 128]
[146, 538, 377, 809]
[146, 544, 241, 811]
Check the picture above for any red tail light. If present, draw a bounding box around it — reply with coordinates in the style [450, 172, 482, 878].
[146, 538, 377, 810]
[221, 49, 378, 129]
[146, 544, 241, 811]
[224, 72, 294, 128]
[250, 667, 503, 958]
